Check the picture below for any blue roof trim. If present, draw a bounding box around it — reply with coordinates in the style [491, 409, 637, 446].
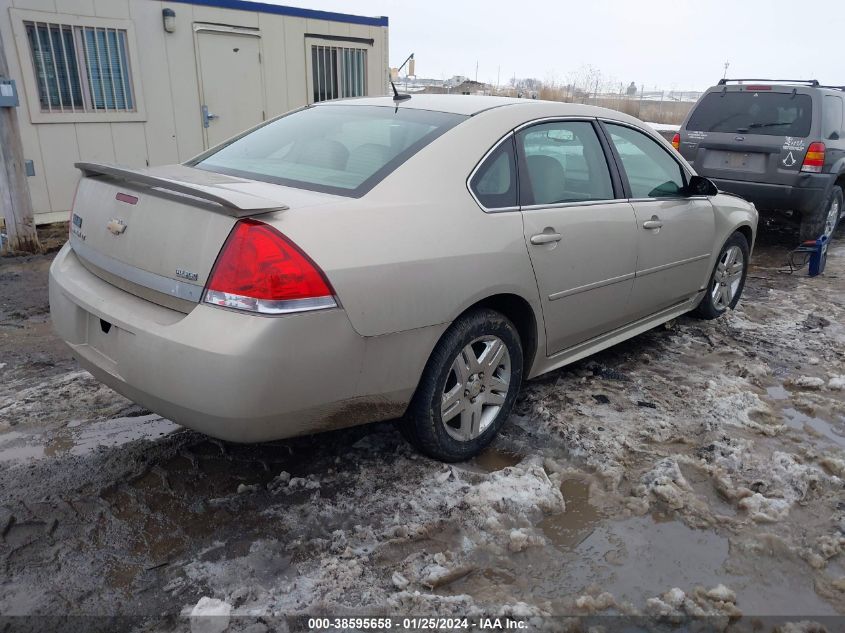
[168, 0, 388, 27]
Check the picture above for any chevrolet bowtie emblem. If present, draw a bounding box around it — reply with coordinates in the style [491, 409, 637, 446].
[107, 219, 127, 235]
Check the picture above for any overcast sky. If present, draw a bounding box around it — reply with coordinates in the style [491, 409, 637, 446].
[274, 0, 843, 91]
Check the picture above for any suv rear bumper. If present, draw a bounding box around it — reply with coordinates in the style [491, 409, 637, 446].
[710, 173, 836, 215]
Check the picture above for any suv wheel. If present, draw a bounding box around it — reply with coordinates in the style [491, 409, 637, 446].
[400, 309, 523, 462]
[800, 185, 843, 241]
[693, 231, 749, 320]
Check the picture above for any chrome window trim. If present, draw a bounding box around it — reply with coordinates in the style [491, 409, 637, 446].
[70, 235, 204, 303]
[521, 199, 630, 212]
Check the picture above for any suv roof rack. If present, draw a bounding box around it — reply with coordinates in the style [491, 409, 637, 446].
[717, 78, 820, 86]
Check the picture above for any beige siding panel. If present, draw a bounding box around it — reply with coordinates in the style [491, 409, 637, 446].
[111, 122, 147, 167]
[36, 124, 81, 214]
[1, 0, 52, 214]
[54, 0, 95, 15]
[74, 122, 115, 164]
[258, 12, 288, 118]
[191, 5, 258, 28]
[283, 16, 307, 109]
[129, 0, 178, 166]
[161, 3, 204, 161]
[11, 0, 56, 12]
[93, 0, 129, 19]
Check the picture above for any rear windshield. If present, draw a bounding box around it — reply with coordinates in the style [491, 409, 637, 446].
[686, 91, 813, 137]
[192, 105, 467, 197]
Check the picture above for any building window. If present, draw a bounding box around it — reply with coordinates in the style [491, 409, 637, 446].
[25, 21, 134, 113]
[311, 45, 366, 102]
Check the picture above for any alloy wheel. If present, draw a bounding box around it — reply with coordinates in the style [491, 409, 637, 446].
[440, 335, 511, 441]
[711, 245, 744, 310]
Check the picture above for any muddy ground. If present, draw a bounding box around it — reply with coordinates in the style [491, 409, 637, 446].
[1, 226, 844, 632]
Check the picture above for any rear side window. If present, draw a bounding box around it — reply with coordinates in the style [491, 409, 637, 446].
[469, 137, 518, 209]
[516, 121, 614, 206]
[606, 123, 686, 199]
[193, 105, 466, 197]
[823, 95, 843, 140]
[686, 91, 812, 137]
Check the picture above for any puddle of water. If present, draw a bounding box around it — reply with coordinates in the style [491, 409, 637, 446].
[539, 477, 603, 548]
[781, 407, 845, 449]
[766, 385, 790, 401]
[469, 447, 523, 473]
[0, 415, 180, 465]
[455, 476, 838, 616]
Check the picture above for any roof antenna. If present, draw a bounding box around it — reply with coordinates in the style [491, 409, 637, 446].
[391, 80, 411, 102]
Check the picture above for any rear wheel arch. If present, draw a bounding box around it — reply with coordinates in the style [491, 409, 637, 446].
[456, 293, 539, 379]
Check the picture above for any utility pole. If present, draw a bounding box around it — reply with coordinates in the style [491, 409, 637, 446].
[723, 60, 730, 79]
[0, 28, 40, 253]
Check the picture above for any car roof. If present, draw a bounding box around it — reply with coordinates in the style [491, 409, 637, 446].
[315, 94, 639, 120]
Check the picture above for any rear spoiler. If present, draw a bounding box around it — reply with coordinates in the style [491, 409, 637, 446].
[75, 162, 288, 217]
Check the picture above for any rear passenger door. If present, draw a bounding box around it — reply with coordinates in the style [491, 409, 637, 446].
[516, 120, 638, 355]
[602, 122, 715, 319]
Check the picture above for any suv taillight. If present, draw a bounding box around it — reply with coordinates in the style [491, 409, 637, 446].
[671, 133, 680, 151]
[203, 219, 336, 315]
[801, 142, 825, 173]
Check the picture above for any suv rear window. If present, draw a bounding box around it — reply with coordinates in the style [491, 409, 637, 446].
[686, 91, 813, 137]
[193, 105, 466, 197]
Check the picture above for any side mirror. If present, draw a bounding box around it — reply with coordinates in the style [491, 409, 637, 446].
[686, 175, 718, 197]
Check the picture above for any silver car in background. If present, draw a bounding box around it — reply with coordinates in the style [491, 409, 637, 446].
[49, 95, 757, 461]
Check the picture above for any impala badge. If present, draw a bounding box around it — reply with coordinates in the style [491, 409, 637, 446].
[175, 269, 199, 281]
[107, 219, 127, 235]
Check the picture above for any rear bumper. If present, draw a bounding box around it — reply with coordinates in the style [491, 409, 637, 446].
[48, 243, 410, 442]
[709, 173, 835, 215]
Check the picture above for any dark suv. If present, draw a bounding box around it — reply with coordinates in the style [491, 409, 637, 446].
[676, 79, 845, 240]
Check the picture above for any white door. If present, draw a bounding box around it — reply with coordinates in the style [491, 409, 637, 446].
[195, 28, 264, 148]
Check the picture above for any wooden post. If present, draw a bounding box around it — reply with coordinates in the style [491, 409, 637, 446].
[0, 27, 41, 254]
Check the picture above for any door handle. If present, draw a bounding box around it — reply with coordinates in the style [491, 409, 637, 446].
[642, 216, 663, 230]
[530, 232, 562, 245]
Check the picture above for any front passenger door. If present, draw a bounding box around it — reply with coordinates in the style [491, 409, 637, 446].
[603, 123, 716, 319]
[517, 120, 638, 356]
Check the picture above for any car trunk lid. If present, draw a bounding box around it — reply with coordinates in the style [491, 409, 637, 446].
[68, 163, 327, 313]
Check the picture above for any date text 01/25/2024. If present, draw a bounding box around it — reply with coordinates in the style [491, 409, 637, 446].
[306, 617, 528, 630]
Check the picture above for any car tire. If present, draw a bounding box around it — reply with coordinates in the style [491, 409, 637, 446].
[693, 231, 750, 320]
[800, 185, 843, 241]
[400, 308, 523, 462]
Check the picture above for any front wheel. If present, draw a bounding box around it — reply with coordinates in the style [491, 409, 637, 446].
[693, 232, 750, 320]
[400, 309, 523, 462]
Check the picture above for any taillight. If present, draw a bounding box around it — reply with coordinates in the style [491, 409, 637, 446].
[671, 133, 681, 151]
[801, 142, 825, 173]
[203, 219, 336, 315]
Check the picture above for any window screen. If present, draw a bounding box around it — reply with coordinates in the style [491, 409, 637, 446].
[25, 21, 134, 113]
[312, 45, 367, 103]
